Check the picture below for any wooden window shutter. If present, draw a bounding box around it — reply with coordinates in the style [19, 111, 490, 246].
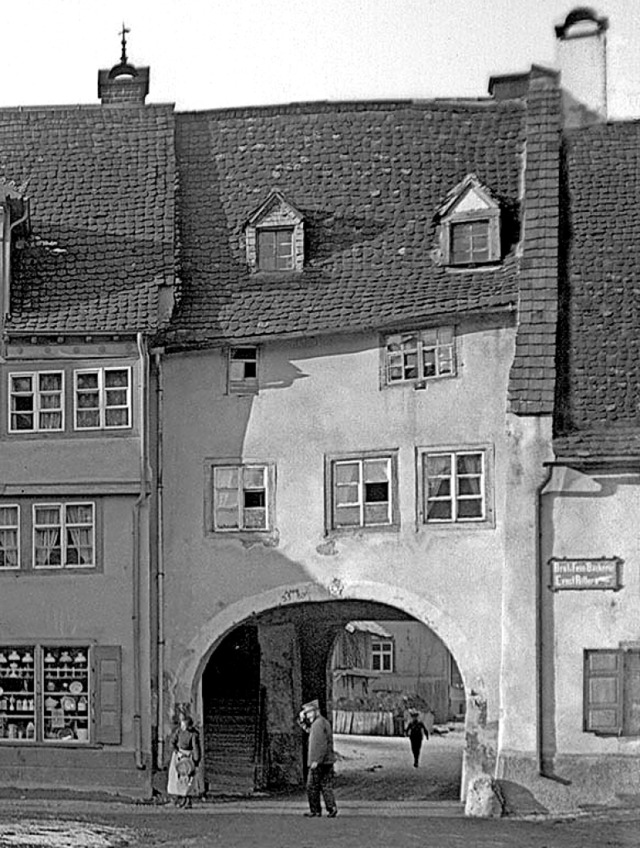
[92, 645, 122, 744]
[584, 649, 623, 735]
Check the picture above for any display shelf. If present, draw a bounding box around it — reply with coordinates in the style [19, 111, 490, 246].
[42, 646, 90, 743]
[0, 646, 36, 740]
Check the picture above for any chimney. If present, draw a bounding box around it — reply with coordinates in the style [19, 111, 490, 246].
[98, 24, 150, 106]
[555, 7, 608, 127]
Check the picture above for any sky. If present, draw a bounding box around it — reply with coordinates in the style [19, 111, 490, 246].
[5, 0, 640, 117]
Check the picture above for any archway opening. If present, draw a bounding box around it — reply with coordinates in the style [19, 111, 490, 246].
[199, 599, 465, 800]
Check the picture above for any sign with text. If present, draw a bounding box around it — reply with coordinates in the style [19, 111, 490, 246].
[549, 557, 622, 592]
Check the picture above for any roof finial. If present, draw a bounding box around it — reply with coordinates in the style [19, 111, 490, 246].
[119, 23, 130, 66]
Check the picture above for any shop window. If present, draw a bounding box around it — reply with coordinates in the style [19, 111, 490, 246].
[74, 367, 131, 430]
[210, 463, 274, 532]
[371, 640, 394, 672]
[0, 644, 121, 744]
[8, 371, 64, 432]
[383, 327, 456, 386]
[227, 346, 259, 395]
[584, 648, 640, 736]
[326, 452, 399, 531]
[419, 448, 492, 524]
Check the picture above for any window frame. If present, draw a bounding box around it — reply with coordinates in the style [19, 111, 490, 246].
[227, 346, 260, 395]
[0, 504, 20, 571]
[8, 370, 65, 433]
[325, 450, 400, 534]
[73, 366, 132, 431]
[257, 227, 295, 272]
[371, 640, 394, 673]
[206, 460, 276, 537]
[382, 327, 456, 387]
[32, 502, 96, 570]
[417, 445, 494, 528]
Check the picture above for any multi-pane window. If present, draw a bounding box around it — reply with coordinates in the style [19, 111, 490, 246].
[0, 506, 19, 570]
[0, 644, 121, 744]
[228, 347, 259, 394]
[74, 367, 131, 430]
[33, 503, 95, 569]
[212, 465, 270, 531]
[385, 328, 455, 384]
[330, 455, 396, 529]
[450, 220, 490, 265]
[9, 372, 64, 432]
[423, 450, 485, 523]
[257, 229, 294, 271]
[371, 640, 394, 672]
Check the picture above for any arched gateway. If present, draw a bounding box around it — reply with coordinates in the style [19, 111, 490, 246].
[170, 581, 491, 799]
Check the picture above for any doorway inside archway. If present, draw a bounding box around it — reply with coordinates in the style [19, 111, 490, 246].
[200, 600, 464, 800]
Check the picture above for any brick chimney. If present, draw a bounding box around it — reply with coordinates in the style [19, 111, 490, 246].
[555, 7, 608, 128]
[98, 25, 150, 106]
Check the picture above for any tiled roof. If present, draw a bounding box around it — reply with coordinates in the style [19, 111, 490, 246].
[164, 99, 526, 347]
[1, 105, 175, 335]
[554, 121, 640, 458]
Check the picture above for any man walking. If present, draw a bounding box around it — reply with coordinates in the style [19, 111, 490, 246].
[405, 708, 430, 768]
[299, 699, 338, 818]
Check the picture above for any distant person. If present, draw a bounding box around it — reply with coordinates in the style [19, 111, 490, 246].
[299, 699, 338, 818]
[167, 713, 203, 808]
[405, 708, 429, 768]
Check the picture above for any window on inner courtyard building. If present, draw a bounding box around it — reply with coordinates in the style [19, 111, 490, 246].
[584, 648, 640, 737]
[74, 367, 131, 430]
[9, 371, 64, 432]
[419, 448, 492, 525]
[384, 327, 456, 385]
[371, 640, 394, 672]
[0, 644, 121, 744]
[227, 346, 259, 394]
[210, 463, 274, 532]
[326, 452, 399, 531]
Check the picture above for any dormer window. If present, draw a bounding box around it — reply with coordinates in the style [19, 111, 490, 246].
[245, 191, 304, 272]
[436, 175, 501, 268]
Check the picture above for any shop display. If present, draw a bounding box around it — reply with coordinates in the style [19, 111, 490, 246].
[0, 647, 36, 740]
[42, 646, 90, 742]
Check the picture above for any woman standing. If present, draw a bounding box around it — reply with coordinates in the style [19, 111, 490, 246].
[167, 714, 203, 807]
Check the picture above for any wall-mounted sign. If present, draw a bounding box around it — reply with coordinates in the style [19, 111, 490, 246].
[549, 557, 623, 592]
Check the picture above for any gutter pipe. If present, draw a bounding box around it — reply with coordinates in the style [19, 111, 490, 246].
[536, 463, 554, 776]
[154, 350, 166, 769]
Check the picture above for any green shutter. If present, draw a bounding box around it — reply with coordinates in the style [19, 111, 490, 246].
[584, 650, 623, 735]
[92, 645, 122, 744]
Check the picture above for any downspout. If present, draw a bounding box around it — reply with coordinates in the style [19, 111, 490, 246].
[154, 350, 166, 769]
[132, 332, 150, 770]
[536, 463, 554, 776]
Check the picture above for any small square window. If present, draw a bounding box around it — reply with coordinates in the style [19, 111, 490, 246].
[450, 220, 491, 265]
[9, 371, 64, 433]
[257, 229, 294, 271]
[228, 347, 259, 395]
[211, 464, 273, 532]
[33, 502, 95, 569]
[421, 448, 491, 525]
[74, 368, 131, 430]
[384, 328, 455, 386]
[327, 453, 399, 531]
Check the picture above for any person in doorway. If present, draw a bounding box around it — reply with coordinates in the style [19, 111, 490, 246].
[405, 708, 429, 768]
[299, 699, 338, 818]
[166, 713, 203, 808]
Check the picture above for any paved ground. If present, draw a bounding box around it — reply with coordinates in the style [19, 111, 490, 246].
[0, 732, 638, 846]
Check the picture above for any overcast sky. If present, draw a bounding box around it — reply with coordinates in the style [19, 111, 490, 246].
[5, 0, 640, 117]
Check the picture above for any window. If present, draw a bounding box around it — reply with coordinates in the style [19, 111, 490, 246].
[450, 220, 490, 265]
[327, 453, 399, 530]
[371, 640, 394, 672]
[33, 503, 95, 569]
[257, 229, 294, 271]
[74, 367, 131, 430]
[0, 506, 19, 570]
[9, 371, 64, 432]
[212, 464, 272, 532]
[0, 644, 121, 744]
[228, 347, 259, 394]
[384, 328, 455, 385]
[422, 450, 487, 523]
[584, 649, 640, 737]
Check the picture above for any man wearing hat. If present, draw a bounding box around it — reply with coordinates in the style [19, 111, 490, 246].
[405, 708, 430, 768]
[299, 699, 338, 818]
